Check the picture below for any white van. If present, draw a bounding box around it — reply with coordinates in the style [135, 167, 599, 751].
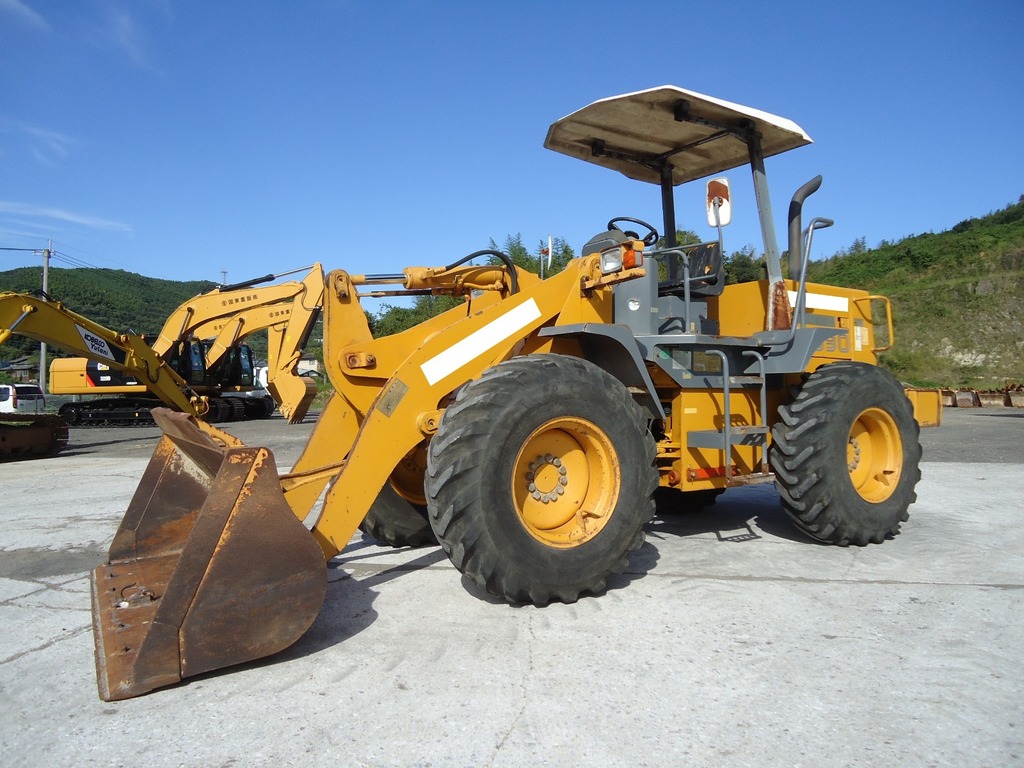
[0, 383, 46, 414]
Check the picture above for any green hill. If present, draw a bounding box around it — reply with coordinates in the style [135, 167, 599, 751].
[805, 197, 1024, 388]
[0, 266, 215, 362]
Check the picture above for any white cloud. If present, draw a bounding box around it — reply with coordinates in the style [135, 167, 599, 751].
[0, 201, 132, 233]
[0, 0, 49, 31]
[0, 119, 74, 167]
[103, 9, 150, 67]
[85, 2, 171, 72]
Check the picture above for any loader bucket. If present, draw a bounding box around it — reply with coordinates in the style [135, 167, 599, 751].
[90, 409, 327, 701]
[0, 414, 69, 461]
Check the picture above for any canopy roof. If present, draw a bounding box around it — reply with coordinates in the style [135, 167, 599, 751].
[544, 85, 812, 186]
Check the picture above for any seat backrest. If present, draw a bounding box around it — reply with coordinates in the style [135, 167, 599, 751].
[658, 241, 725, 298]
[686, 242, 724, 296]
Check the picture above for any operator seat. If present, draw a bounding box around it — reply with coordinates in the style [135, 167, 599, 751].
[658, 241, 725, 298]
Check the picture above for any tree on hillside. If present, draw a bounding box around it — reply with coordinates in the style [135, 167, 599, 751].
[724, 245, 764, 283]
[488, 233, 574, 277]
[371, 295, 464, 338]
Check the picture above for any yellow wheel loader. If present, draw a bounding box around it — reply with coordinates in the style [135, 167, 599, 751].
[87, 86, 941, 700]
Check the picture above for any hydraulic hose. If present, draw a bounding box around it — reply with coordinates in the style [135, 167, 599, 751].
[443, 250, 520, 294]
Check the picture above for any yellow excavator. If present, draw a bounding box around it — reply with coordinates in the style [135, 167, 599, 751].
[47, 264, 324, 425]
[0, 291, 206, 458]
[88, 86, 941, 700]
[188, 263, 324, 423]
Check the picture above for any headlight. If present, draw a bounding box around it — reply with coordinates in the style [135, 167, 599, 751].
[599, 246, 622, 274]
[599, 245, 642, 274]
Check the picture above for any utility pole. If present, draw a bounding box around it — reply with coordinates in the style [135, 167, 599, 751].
[0, 243, 53, 386]
[40, 241, 51, 391]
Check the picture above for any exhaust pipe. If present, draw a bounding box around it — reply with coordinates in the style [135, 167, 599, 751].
[787, 175, 823, 282]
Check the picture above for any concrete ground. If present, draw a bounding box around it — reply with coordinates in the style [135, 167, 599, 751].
[0, 408, 1021, 767]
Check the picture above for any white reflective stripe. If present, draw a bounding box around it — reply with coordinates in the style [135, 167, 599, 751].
[420, 299, 542, 386]
[787, 291, 849, 313]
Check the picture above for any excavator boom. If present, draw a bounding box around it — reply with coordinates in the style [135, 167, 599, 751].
[152, 264, 323, 358]
[0, 293, 204, 417]
[193, 265, 324, 423]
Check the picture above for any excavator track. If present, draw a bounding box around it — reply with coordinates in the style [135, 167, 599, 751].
[0, 414, 70, 461]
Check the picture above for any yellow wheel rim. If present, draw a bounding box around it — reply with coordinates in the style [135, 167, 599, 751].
[512, 417, 620, 548]
[390, 442, 428, 507]
[847, 407, 903, 503]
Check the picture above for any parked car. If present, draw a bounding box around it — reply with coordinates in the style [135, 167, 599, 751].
[0, 383, 46, 414]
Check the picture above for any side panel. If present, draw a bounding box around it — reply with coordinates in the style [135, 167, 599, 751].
[50, 358, 148, 394]
[653, 375, 775, 492]
[711, 279, 882, 367]
[905, 388, 943, 428]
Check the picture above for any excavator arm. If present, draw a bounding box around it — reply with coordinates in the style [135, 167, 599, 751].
[0, 292, 204, 416]
[192, 264, 324, 423]
[151, 264, 324, 357]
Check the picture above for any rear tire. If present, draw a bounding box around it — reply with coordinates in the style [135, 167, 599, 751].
[359, 442, 436, 547]
[359, 486, 435, 548]
[425, 354, 657, 605]
[769, 362, 921, 545]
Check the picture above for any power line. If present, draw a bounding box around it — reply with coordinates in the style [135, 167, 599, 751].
[49, 250, 150, 290]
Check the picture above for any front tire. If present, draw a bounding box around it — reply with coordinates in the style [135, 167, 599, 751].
[425, 355, 657, 605]
[770, 362, 922, 545]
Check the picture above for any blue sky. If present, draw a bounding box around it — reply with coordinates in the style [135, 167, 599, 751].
[2, 0, 1022, 286]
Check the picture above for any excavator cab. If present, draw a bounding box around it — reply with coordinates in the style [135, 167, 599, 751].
[165, 340, 208, 387]
[205, 343, 257, 389]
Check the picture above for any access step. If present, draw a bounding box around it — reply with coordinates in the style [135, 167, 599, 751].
[687, 425, 768, 449]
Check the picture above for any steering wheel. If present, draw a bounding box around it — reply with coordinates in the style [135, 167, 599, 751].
[607, 217, 659, 247]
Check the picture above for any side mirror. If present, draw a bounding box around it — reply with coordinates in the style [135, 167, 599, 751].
[706, 177, 732, 228]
